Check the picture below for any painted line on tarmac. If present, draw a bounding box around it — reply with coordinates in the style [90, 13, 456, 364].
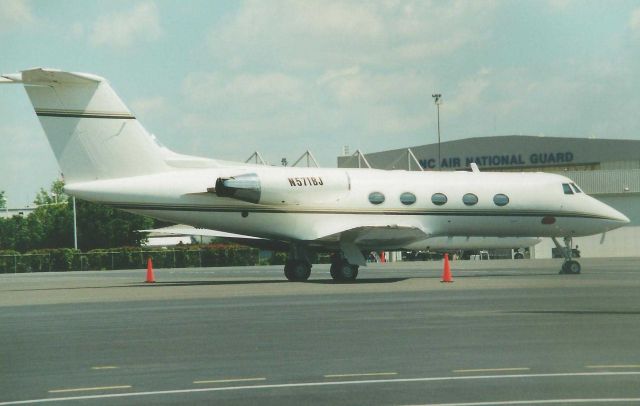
[90, 366, 119, 370]
[585, 364, 640, 369]
[403, 399, 640, 405]
[193, 377, 266, 384]
[2, 371, 639, 405]
[47, 385, 131, 394]
[324, 372, 397, 378]
[453, 368, 530, 373]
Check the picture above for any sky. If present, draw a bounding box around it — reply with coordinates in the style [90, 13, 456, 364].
[1, 0, 639, 207]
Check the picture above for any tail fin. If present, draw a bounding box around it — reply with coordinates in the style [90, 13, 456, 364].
[2, 68, 169, 182]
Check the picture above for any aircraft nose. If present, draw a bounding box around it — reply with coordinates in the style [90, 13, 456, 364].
[600, 201, 630, 224]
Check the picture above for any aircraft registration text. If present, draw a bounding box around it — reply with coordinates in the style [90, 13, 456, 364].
[288, 177, 324, 187]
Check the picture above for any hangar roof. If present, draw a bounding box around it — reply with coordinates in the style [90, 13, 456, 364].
[338, 135, 640, 171]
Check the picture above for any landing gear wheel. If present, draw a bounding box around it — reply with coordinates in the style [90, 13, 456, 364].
[566, 260, 581, 274]
[330, 260, 359, 281]
[284, 260, 311, 281]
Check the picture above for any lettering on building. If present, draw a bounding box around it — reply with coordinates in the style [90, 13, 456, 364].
[418, 151, 574, 169]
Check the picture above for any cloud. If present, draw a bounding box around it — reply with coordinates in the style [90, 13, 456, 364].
[183, 71, 305, 111]
[547, 0, 572, 12]
[631, 7, 640, 36]
[207, 0, 497, 69]
[89, 2, 161, 48]
[0, 0, 35, 30]
[131, 96, 168, 118]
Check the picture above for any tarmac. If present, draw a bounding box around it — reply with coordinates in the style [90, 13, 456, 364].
[1, 258, 640, 405]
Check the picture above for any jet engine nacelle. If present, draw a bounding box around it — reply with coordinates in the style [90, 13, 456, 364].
[214, 171, 350, 205]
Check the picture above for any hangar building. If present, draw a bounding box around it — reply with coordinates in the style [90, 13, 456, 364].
[337, 135, 640, 259]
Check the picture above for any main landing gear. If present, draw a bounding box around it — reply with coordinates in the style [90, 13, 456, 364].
[282, 246, 361, 282]
[552, 236, 581, 275]
[284, 244, 311, 282]
[329, 254, 359, 282]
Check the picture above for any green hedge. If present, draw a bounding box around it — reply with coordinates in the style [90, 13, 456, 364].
[0, 244, 260, 273]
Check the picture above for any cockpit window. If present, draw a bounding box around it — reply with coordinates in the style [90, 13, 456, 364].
[571, 183, 582, 193]
[562, 183, 574, 195]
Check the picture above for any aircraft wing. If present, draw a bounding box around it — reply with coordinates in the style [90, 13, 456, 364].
[314, 225, 429, 248]
[312, 224, 430, 266]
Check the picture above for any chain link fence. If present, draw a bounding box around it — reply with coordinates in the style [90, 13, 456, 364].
[0, 246, 261, 274]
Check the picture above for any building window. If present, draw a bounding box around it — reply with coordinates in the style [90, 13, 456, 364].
[368, 191, 385, 205]
[463, 193, 478, 206]
[493, 193, 509, 206]
[400, 192, 416, 205]
[562, 183, 573, 195]
[431, 193, 447, 206]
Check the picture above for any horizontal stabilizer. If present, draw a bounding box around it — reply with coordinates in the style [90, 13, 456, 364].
[1, 68, 102, 86]
[139, 225, 262, 240]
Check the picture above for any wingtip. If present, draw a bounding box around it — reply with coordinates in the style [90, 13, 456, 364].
[0, 73, 23, 83]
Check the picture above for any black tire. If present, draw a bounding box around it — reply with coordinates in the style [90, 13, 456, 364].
[559, 262, 568, 274]
[284, 260, 311, 281]
[330, 261, 358, 281]
[330, 262, 342, 281]
[567, 260, 581, 274]
[339, 264, 359, 281]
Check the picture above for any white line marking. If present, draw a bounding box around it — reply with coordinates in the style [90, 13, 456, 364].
[403, 399, 640, 405]
[193, 378, 266, 384]
[586, 364, 640, 369]
[324, 372, 397, 378]
[47, 385, 131, 393]
[1, 371, 639, 405]
[90, 366, 119, 370]
[453, 368, 530, 373]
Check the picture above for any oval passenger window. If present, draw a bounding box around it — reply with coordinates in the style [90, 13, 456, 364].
[400, 192, 416, 205]
[431, 193, 447, 206]
[463, 193, 478, 206]
[368, 192, 385, 205]
[493, 193, 509, 206]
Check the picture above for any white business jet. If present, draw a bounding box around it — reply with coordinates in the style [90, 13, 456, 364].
[1, 68, 629, 280]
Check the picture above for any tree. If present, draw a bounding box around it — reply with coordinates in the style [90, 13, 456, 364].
[0, 190, 6, 209]
[0, 180, 160, 252]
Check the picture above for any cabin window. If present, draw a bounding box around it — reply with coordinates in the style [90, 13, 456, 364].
[368, 191, 385, 205]
[400, 192, 417, 205]
[463, 193, 478, 206]
[571, 183, 582, 193]
[493, 193, 509, 206]
[562, 183, 574, 195]
[431, 193, 447, 206]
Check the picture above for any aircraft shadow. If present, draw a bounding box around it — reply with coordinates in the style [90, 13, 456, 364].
[143, 277, 409, 287]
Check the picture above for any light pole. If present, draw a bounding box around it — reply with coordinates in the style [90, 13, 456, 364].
[432, 94, 442, 170]
[73, 196, 78, 250]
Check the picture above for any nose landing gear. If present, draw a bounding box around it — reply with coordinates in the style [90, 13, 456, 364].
[552, 237, 581, 274]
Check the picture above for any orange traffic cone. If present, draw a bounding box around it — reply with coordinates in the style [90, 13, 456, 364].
[145, 257, 155, 283]
[441, 253, 453, 283]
